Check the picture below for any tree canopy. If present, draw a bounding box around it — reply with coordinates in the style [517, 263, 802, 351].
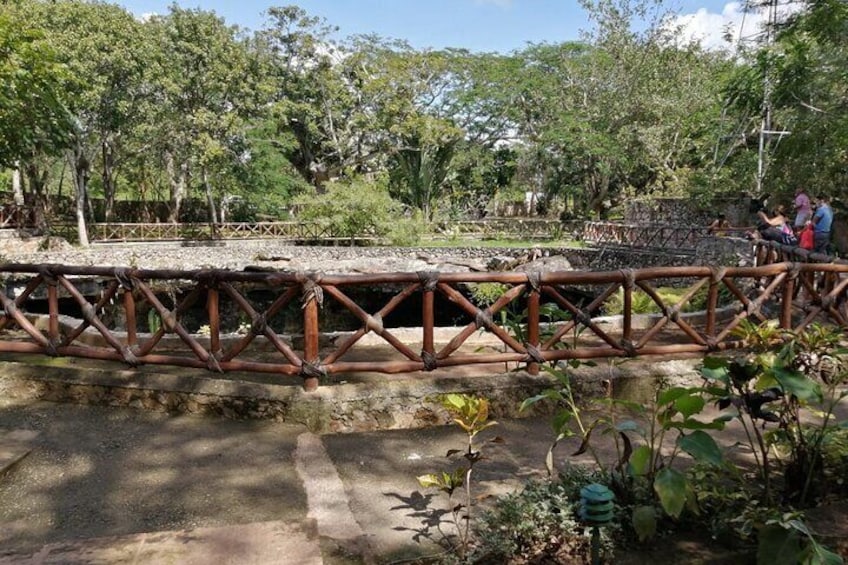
[1, 0, 845, 240]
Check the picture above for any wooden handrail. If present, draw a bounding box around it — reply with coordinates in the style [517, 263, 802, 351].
[0, 259, 846, 390]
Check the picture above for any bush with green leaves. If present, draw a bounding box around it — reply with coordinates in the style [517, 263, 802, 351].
[294, 176, 423, 245]
[472, 474, 611, 564]
[603, 284, 735, 316]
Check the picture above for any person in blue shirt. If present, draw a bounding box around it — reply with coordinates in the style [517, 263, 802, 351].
[812, 195, 834, 254]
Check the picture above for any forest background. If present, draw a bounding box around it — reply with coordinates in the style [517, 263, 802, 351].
[0, 0, 846, 245]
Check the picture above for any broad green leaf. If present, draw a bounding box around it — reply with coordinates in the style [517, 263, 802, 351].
[657, 386, 689, 406]
[520, 391, 561, 412]
[551, 409, 574, 435]
[804, 543, 844, 565]
[772, 367, 822, 403]
[700, 365, 729, 385]
[757, 524, 805, 565]
[674, 419, 727, 431]
[674, 394, 706, 419]
[654, 468, 687, 518]
[632, 505, 657, 542]
[678, 430, 723, 466]
[629, 445, 652, 476]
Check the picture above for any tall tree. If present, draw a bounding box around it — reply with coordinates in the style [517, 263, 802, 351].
[0, 12, 70, 169]
[145, 6, 262, 223]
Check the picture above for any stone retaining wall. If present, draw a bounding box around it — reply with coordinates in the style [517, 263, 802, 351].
[0, 357, 702, 433]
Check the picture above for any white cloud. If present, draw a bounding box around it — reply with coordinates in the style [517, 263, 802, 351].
[669, 1, 804, 52]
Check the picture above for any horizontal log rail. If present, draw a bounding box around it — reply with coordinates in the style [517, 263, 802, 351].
[0, 205, 37, 229]
[582, 221, 710, 251]
[581, 221, 751, 251]
[47, 219, 567, 244]
[0, 260, 846, 391]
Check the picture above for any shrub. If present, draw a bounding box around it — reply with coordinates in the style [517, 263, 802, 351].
[473, 470, 613, 564]
[295, 176, 421, 244]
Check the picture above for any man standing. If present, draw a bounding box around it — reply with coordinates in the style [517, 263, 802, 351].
[793, 186, 812, 231]
[812, 195, 833, 254]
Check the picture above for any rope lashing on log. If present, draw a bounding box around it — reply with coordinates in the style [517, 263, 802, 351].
[417, 271, 439, 292]
[161, 310, 178, 332]
[705, 337, 719, 351]
[524, 344, 546, 364]
[788, 263, 802, 281]
[113, 267, 135, 290]
[250, 313, 267, 336]
[121, 344, 139, 366]
[421, 350, 438, 371]
[194, 269, 220, 289]
[475, 309, 494, 330]
[300, 361, 327, 381]
[365, 313, 384, 334]
[664, 304, 681, 323]
[38, 265, 58, 286]
[710, 266, 727, 284]
[575, 310, 592, 326]
[300, 273, 324, 308]
[620, 339, 637, 357]
[205, 354, 223, 372]
[619, 269, 636, 290]
[44, 338, 59, 357]
[821, 295, 835, 310]
[526, 271, 542, 293]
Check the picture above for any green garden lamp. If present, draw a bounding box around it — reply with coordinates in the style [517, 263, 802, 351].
[580, 483, 615, 565]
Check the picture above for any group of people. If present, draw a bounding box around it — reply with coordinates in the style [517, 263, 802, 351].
[710, 187, 834, 254]
[757, 187, 833, 254]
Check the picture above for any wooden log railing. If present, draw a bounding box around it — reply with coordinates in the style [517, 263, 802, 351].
[0, 205, 36, 229]
[1, 261, 846, 391]
[581, 221, 750, 251]
[582, 222, 711, 251]
[48, 219, 568, 244]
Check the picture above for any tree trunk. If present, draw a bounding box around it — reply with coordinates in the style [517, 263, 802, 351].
[12, 162, 23, 206]
[102, 137, 116, 222]
[166, 151, 188, 223]
[70, 144, 90, 247]
[24, 160, 49, 232]
[202, 166, 219, 236]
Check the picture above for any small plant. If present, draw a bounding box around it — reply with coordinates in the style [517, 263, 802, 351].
[524, 362, 728, 541]
[521, 362, 598, 477]
[147, 309, 162, 334]
[757, 512, 843, 565]
[472, 476, 602, 564]
[417, 394, 502, 560]
[701, 321, 848, 506]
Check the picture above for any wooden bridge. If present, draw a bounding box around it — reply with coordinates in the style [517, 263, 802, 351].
[0, 240, 844, 391]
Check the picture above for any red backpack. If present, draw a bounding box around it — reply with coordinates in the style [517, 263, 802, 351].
[800, 224, 814, 250]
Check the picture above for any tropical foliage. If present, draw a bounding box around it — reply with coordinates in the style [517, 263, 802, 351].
[1, 0, 846, 243]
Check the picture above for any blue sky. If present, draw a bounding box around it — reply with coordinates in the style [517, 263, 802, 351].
[117, 1, 773, 53]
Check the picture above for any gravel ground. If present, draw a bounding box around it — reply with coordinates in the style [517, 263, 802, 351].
[4, 240, 540, 274]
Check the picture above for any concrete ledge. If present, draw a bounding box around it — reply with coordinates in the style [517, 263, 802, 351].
[0, 429, 39, 477]
[0, 355, 704, 434]
[0, 359, 561, 433]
